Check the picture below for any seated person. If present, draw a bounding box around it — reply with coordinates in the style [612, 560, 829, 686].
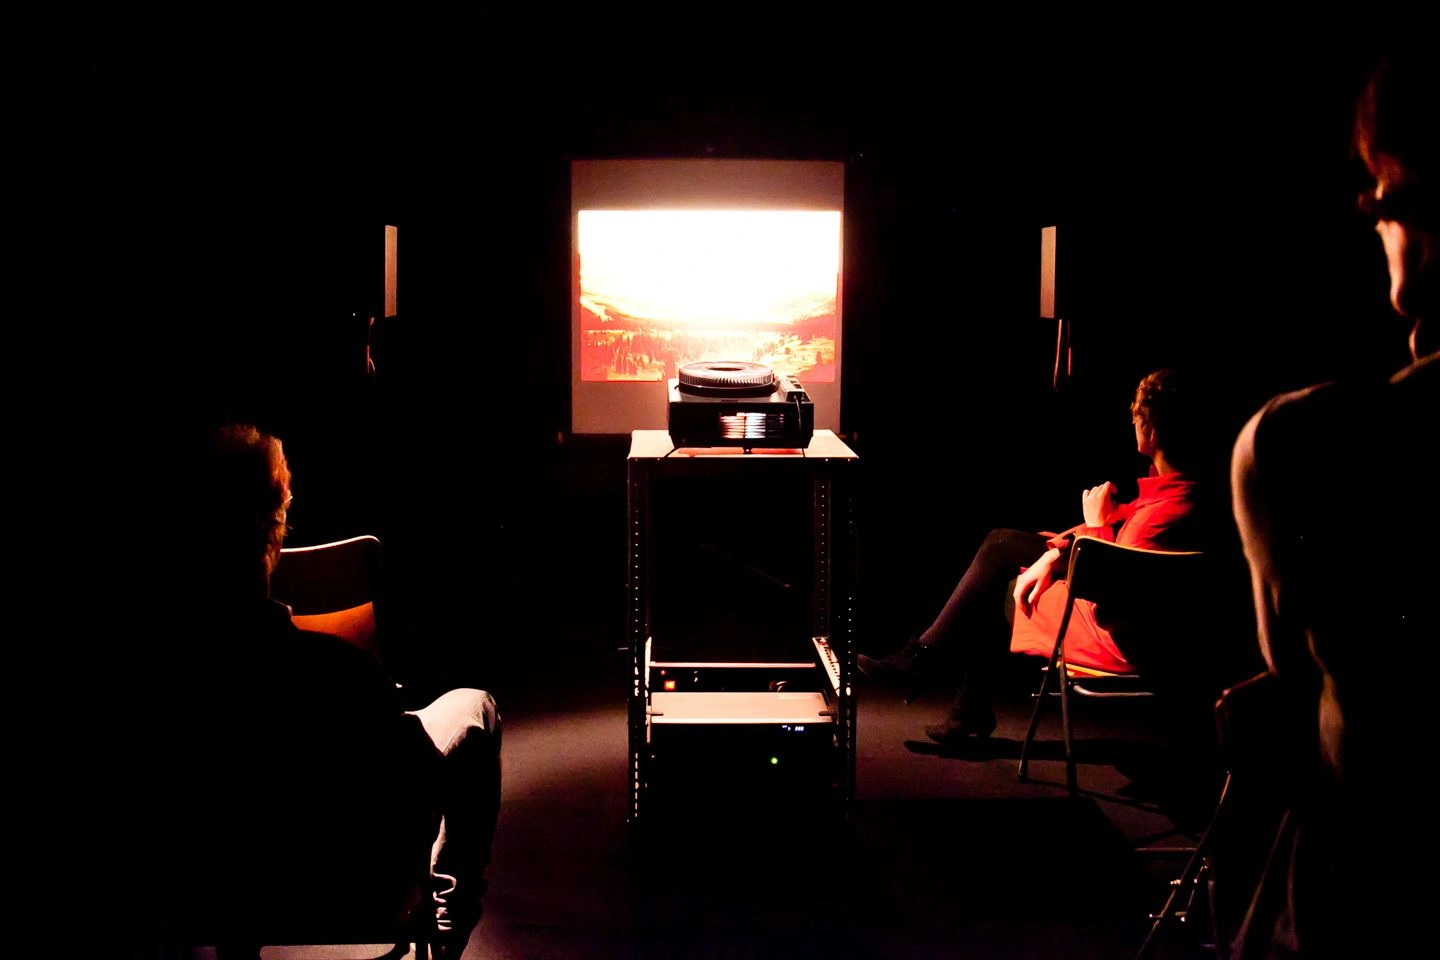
[151, 424, 500, 960]
[859, 368, 1224, 745]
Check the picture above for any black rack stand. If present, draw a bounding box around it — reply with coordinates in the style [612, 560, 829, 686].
[626, 429, 859, 829]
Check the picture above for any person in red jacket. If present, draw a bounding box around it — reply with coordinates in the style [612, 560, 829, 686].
[1007, 466, 1203, 675]
[859, 368, 1218, 745]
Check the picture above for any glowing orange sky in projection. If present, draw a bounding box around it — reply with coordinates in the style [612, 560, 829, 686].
[579, 210, 840, 383]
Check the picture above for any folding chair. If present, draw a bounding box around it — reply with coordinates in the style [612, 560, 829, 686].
[1016, 535, 1210, 797]
[271, 534, 385, 658]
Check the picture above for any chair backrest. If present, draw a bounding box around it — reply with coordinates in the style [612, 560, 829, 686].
[269, 534, 384, 658]
[1066, 535, 1212, 670]
[1065, 534, 1207, 613]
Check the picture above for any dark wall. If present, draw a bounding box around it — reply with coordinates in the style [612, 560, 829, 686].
[73, 30, 1411, 682]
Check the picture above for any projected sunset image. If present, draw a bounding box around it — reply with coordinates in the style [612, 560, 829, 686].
[579, 210, 840, 383]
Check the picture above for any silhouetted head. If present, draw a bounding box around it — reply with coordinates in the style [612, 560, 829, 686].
[1354, 39, 1437, 359]
[1131, 368, 1204, 471]
[196, 423, 292, 599]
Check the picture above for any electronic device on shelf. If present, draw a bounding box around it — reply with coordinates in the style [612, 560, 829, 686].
[645, 715, 838, 814]
[667, 360, 815, 450]
[649, 661, 819, 694]
[811, 637, 840, 694]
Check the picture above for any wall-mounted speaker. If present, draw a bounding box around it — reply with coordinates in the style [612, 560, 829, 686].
[1041, 225, 1070, 389]
[384, 224, 398, 319]
[1040, 224, 1057, 320]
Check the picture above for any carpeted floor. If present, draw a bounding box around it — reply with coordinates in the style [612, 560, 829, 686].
[463, 649, 1225, 960]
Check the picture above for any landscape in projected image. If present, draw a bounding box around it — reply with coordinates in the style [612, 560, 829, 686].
[579, 210, 840, 383]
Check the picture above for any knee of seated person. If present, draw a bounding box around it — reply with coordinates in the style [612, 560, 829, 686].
[411, 687, 501, 757]
[975, 528, 1010, 559]
[449, 687, 501, 725]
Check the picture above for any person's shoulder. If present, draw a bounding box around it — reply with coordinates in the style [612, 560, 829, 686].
[1244, 371, 1397, 456]
[1230, 379, 1366, 512]
[1251, 380, 1342, 428]
[1267, 361, 1435, 434]
[1391, 350, 1440, 389]
[1233, 381, 1334, 466]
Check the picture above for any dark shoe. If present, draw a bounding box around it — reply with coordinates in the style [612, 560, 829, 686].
[852, 641, 910, 679]
[924, 714, 998, 746]
[856, 635, 932, 678]
[857, 638, 942, 704]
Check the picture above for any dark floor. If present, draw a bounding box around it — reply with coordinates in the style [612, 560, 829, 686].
[459, 648, 1225, 960]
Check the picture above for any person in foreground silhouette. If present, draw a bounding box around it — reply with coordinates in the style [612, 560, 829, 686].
[160, 424, 501, 960]
[1227, 39, 1437, 959]
[859, 368, 1221, 745]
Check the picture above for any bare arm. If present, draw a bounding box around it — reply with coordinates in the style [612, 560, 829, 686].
[1231, 411, 1282, 675]
[1231, 395, 1327, 686]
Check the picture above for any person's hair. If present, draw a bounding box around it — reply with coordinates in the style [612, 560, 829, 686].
[1131, 368, 1204, 469]
[1354, 38, 1436, 185]
[197, 423, 291, 591]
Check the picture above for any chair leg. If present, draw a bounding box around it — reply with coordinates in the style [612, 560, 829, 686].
[1134, 772, 1231, 960]
[1135, 853, 1213, 960]
[1018, 664, 1056, 781]
[1058, 660, 1077, 797]
[1021, 597, 1075, 786]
